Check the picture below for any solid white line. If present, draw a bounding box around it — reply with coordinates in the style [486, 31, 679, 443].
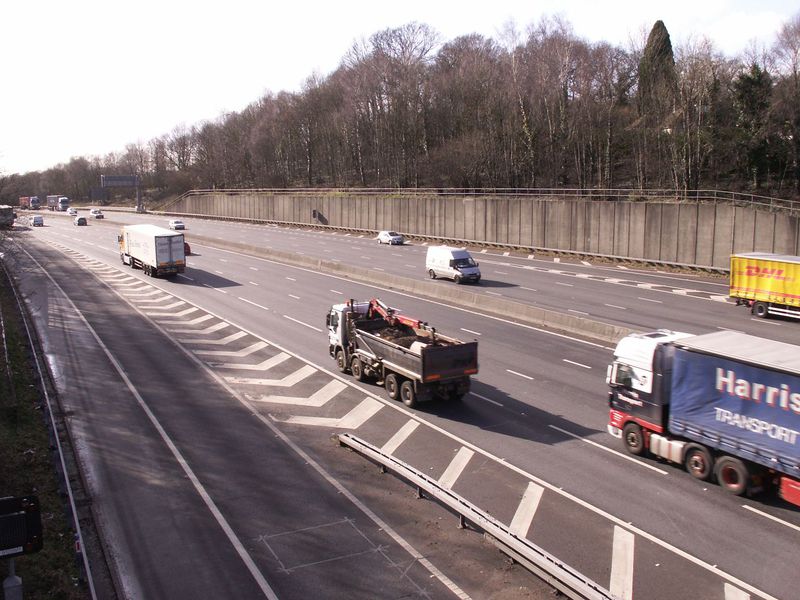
[742, 505, 800, 533]
[548, 425, 668, 474]
[563, 359, 591, 369]
[438, 447, 474, 489]
[610, 526, 635, 600]
[460, 328, 482, 336]
[509, 482, 544, 538]
[238, 297, 270, 311]
[638, 297, 662, 303]
[283, 315, 323, 332]
[381, 420, 420, 455]
[506, 369, 533, 380]
[469, 392, 503, 406]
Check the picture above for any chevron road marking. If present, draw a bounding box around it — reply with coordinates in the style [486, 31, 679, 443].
[115, 281, 151, 289]
[167, 321, 230, 335]
[275, 397, 383, 428]
[438, 447, 474, 489]
[144, 300, 186, 311]
[194, 341, 268, 357]
[129, 295, 174, 304]
[227, 364, 315, 387]
[146, 306, 198, 318]
[161, 314, 214, 326]
[102, 274, 135, 280]
[509, 482, 544, 538]
[381, 420, 419, 455]
[178, 331, 246, 345]
[724, 583, 750, 600]
[251, 379, 346, 406]
[125, 289, 165, 297]
[213, 352, 293, 371]
[610, 526, 635, 600]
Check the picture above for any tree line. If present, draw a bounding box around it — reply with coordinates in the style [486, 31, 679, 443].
[3, 15, 800, 204]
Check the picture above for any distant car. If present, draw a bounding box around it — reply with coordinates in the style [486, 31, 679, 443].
[184, 241, 191, 256]
[89, 208, 104, 219]
[169, 219, 185, 230]
[377, 230, 404, 245]
[67, 207, 78, 216]
[73, 216, 87, 226]
[31, 215, 44, 227]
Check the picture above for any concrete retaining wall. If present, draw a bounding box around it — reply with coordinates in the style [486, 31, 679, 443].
[168, 192, 800, 269]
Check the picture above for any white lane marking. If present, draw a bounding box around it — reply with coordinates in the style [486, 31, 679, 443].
[495, 271, 509, 275]
[724, 583, 751, 600]
[568, 309, 589, 316]
[480, 249, 487, 253]
[717, 327, 744, 333]
[610, 526, 635, 600]
[194, 341, 268, 358]
[254, 380, 347, 406]
[178, 331, 247, 345]
[219, 258, 228, 262]
[509, 482, 544, 537]
[438, 447, 474, 489]
[604, 303, 627, 310]
[548, 425, 668, 474]
[289, 294, 300, 300]
[239, 297, 270, 312]
[202, 283, 228, 294]
[330, 289, 343, 295]
[283, 315, 323, 332]
[469, 392, 503, 407]
[373, 267, 385, 271]
[146, 301, 186, 310]
[227, 364, 315, 387]
[177, 274, 194, 281]
[161, 314, 214, 326]
[277, 397, 383, 428]
[520, 286, 537, 292]
[460, 328, 481, 336]
[502, 252, 509, 257]
[555, 281, 573, 287]
[563, 359, 591, 369]
[751, 318, 781, 326]
[618, 265, 629, 270]
[742, 505, 800, 533]
[166, 321, 229, 335]
[381, 420, 420, 455]
[581, 260, 591, 266]
[506, 369, 533, 380]
[215, 270, 224, 275]
[132, 295, 175, 304]
[485, 291, 502, 296]
[220, 353, 290, 375]
[249, 266, 258, 271]
[527, 254, 535, 259]
[22, 251, 279, 599]
[249, 281, 260, 286]
[285, 276, 296, 281]
[146, 307, 199, 318]
[638, 297, 662, 303]
[638, 283, 655, 289]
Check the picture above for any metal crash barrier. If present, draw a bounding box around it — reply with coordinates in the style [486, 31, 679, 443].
[337, 433, 617, 600]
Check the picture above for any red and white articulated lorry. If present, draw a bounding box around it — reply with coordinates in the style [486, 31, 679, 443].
[607, 329, 800, 506]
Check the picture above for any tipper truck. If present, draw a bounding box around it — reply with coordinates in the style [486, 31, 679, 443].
[0, 205, 15, 228]
[730, 252, 800, 320]
[607, 329, 800, 506]
[327, 298, 478, 407]
[118, 224, 186, 277]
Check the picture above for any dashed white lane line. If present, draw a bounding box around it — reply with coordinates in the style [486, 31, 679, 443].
[495, 271, 509, 275]
[460, 328, 481, 336]
[568, 309, 589, 316]
[548, 425, 669, 474]
[563, 359, 591, 369]
[485, 291, 502, 296]
[405, 264, 416, 268]
[238, 297, 270, 311]
[638, 297, 662, 303]
[203, 283, 228, 294]
[610, 526, 635, 600]
[604, 303, 627, 310]
[283, 315, 323, 332]
[249, 266, 258, 271]
[330, 289, 343, 295]
[249, 281, 260, 286]
[285, 276, 296, 281]
[507, 369, 533, 380]
[521, 286, 537, 292]
[215, 270, 224, 275]
[469, 392, 503, 407]
[742, 505, 800, 533]
[555, 282, 573, 287]
[289, 294, 300, 300]
[178, 274, 194, 281]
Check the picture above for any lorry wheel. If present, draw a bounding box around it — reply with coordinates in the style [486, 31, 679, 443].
[428, 269, 436, 279]
[684, 445, 713, 481]
[715, 456, 749, 496]
[335, 350, 348, 373]
[385, 374, 401, 400]
[350, 357, 366, 381]
[752, 302, 769, 318]
[622, 422, 645, 456]
[400, 381, 416, 407]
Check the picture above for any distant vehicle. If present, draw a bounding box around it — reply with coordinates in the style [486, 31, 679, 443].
[67, 207, 78, 216]
[730, 252, 800, 321]
[0, 205, 16, 228]
[19, 196, 40, 210]
[73, 216, 87, 226]
[29, 196, 40, 210]
[425, 245, 481, 284]
[377, 230, 404, 245]
[47, 195, 70, 211]
[31, 215, 44, 227]
[168, 219, 185, 230]
[89, 209, 104, 219]
[119, 224, 186, 277]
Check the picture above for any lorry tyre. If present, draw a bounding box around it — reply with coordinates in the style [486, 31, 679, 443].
[335, 350, 348, 373]
[622, 422, 645, 456]
[752, 302, 769, 318]
[715, 456, 749, 496]
[428, 269, 436, 279]
[400, 380, 416, 407]
[385, 373, 401, 400]
[684, 445, 713, 481]
[350, 356, 365, 381]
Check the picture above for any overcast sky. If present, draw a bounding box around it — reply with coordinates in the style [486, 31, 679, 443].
[3, 0, 797, 175]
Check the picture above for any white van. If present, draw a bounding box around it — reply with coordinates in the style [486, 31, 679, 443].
[426, 245, 481, 284]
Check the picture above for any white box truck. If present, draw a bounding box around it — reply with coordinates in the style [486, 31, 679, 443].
[118, 224, 185, 277]
[425, 245, 481, 283]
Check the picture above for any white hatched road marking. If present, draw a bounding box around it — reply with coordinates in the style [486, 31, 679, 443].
[214, 354, 301, 371]
[509, 482, 544, 537]
[146, 307, 199, 318]
[126, 289, 165, 298]
[438, 447, 474, 489]
[252, 379, 346, 406]
[229, 364, 316, 388]
[146, 300, 186, 310]
[178, 331, 247, 346]
[161, 314, 214, 326]
[223, 353, 292, 380]
[195, 341, 268, 358]
[381, 420, 419, 455]
[130, 295, 174, 304]
[275, 398, 383, 428]
[610, 526, 635, 600]
[725, 583, 751, 600]
[167, 321, 229, 335]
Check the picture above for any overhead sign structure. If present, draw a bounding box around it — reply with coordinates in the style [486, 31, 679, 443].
[101, 175, 140, 188]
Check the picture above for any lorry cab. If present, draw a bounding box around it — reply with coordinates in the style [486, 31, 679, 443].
[426, 245, 481, 284]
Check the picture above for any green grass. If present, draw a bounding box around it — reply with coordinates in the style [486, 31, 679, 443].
[0, 265, 87, 599]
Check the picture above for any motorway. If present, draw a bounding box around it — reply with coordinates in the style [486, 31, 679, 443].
[6, 209, 800, 600]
